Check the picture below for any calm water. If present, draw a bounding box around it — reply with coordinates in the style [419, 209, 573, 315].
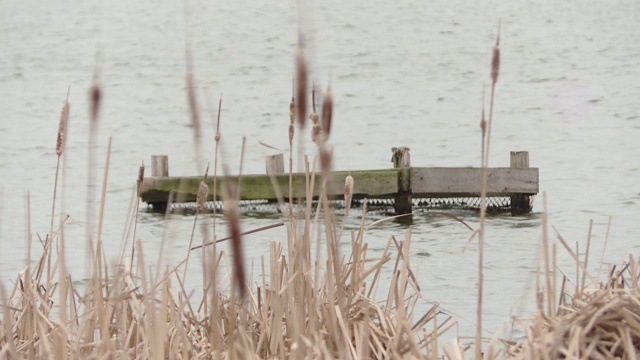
[1, 0, 639, 341]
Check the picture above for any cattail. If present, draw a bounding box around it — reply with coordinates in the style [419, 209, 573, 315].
[295, 46, 308, 129]
[320, 146, 333, 173]
[480, 108, 487, 136]
[321, 87, 333, 140]
[196, 181, 209, 212]
[56, 100, 70, 156]
[89, 83, 101, 124]
[309, 111, 319, 125]
[491, 35, 501, 84]
[214, 94, 222, 143]
[311, 123, 321, 144]
[223, 181, 246, 299]
[344, 174, 354, 215]
[136, 162, 145, 197]
[288, 97, 295, 146]
[310, 111, 320, 143]
[288, 124, 295, 147]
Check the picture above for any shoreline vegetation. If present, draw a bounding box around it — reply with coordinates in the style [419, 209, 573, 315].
[1, 29, 639, 360]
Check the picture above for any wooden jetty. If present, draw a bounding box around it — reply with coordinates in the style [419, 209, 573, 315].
[140, 148, 539, 214]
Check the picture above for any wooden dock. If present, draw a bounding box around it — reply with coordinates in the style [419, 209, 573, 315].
[140, 148, 539, 214]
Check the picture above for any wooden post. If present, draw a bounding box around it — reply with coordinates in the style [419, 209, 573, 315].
[150, 155, 169, 211]
[265, 154, 285, 175]
[151, 155, 169, 177]
[391, 147, 412, 215]
[510, 151, 531, 213]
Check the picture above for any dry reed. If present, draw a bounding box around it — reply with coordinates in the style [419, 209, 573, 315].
[504, 233, 640, 358]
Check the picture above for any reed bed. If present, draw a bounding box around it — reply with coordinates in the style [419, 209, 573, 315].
[501, 208, 640, 359]
[0, 175, 455, 358]
[507, 268, 640, 358]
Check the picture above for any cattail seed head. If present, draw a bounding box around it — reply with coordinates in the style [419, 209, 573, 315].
[491, 44, 500, 84]
[311, 123, 321, 144]
[480, 109, 487, 136]
[289, 97, 295, 125]
[136, 162, 145, 197]
[309, 111, 319, 125]
[89, 83, 101, 124]
[196, 181, 209, 212]
[295, 47, 308, 129]
[288, 124, 295, 147]
[321, 88, 333, 140]
[223, 181, 246, 299]
[56, 100, 70, 156]
[344, 174, 354, 214]
[320, 146, 333, 173]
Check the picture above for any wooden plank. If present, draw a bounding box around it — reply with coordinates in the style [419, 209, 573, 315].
[140, 169, 400, 204]
[510, 151, 532, 212]
[151, 155, 168, 177]
[411, 167, 539, 197]
[265, 154, 284, 174]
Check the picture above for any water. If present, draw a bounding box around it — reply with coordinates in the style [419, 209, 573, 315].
[1, 0, 639, 342]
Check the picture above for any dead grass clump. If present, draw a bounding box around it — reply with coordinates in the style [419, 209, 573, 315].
[505, 257, 640, 359]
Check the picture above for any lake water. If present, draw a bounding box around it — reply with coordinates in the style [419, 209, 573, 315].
[1, 0, 639, 343]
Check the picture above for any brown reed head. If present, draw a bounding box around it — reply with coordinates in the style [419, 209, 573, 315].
[289, 97, 295, 124]
[288, 124, 295, 147]
[321, 87, 333, 140]
[222, 181, 246, 299]
[295, 46, 308, 129]
[491, 33, 501, 84]
[310, 108, 320, 143]
[480, 108, 487, 137]
[311, 123, 321, 144]
[215, 94, 222, 143]
[89, 83, 101, 124]
[320, 146, 333, 173]
[56, 100, 70, 157]
[288, 97, 295, 146]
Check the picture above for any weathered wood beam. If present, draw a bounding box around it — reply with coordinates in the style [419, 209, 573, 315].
[411, 167, 539, 197]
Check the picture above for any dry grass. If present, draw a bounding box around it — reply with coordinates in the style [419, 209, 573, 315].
[506, 271, 640, 358]
[0, 175, 454, 359]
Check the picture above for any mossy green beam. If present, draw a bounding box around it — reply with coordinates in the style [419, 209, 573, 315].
[140, 169, 401, 206]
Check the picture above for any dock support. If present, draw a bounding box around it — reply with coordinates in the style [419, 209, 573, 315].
[150, 155, 169, 211]
[510, 151, 531, 213]
[151, 155, 169, 177]
[265, 154, 284, 175]
[392, 147, 412, 215]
